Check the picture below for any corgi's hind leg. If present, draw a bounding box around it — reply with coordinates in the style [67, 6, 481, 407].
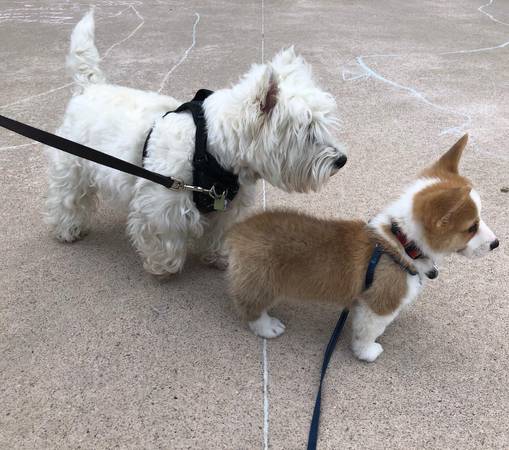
[227, 260, 284, 338]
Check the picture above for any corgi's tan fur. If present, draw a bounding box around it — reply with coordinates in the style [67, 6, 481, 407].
[226, 135, 499, 362]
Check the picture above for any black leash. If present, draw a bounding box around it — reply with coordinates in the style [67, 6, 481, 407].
[0, 114, 181, 190]
[306, 244, 384, 450]
[0, 89, 240, 213]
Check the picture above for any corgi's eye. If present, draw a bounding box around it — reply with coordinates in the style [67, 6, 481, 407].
[467, 223, 479, 234]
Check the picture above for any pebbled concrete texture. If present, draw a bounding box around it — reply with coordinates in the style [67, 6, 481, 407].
[0, 1, 508, 449]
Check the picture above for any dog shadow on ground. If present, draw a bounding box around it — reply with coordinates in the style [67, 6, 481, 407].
[268, 298, 470, 372]
[53, 215, 245, 337]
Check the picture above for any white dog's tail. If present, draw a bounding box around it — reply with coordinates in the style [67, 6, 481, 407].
[67, 9, 105, 93]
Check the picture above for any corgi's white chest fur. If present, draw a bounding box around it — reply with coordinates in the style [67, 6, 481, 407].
[402, 273, 423, 306]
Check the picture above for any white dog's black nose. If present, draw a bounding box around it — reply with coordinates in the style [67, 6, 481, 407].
[334, 154, 347, 169]
[490, 239, 499, 250]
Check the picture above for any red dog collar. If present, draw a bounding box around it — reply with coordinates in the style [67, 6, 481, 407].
[390, 222, 423, 260]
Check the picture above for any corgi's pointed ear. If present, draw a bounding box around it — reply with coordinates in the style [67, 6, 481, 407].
[436, 185, 472, 228]
[430, 134, 468, 175]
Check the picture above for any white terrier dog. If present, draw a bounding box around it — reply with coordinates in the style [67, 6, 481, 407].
[45, 11, 347, 275]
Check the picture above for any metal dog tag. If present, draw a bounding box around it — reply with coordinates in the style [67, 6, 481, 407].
[213, 192, 227, 211]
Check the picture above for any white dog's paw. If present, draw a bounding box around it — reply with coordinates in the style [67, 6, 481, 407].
[202, 254, 229, 271]
[152, 272, 178, 282]
[213, 258, 229, 271]
[249, 312, 286, 338]
[54, 224, 87, 243]
[352, 342, 383, 363]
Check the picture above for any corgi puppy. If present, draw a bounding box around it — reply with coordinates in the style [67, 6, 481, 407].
[226, 135, 499, 362]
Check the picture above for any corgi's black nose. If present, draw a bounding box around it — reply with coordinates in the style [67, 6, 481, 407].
[490, 239, 499, 250]
[334, 154, 347, 169]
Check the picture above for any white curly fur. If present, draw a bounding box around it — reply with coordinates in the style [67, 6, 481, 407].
[45, 10, 347, 275]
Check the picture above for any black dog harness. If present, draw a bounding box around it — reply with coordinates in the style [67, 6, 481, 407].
[142, 89, 239, 213]
[0, 90, 239, 214]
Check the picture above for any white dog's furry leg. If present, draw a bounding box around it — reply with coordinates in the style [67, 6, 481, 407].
[350, 301, 399, 362]
[199, 186, 255, 269]
[45, 151, 96, 242]
[127, 182, 203, 275]
[44, 9, 103, 244]
[199, 214, 232, 270]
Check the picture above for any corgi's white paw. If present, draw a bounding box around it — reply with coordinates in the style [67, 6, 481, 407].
[249, 311, 286, 338]
[352, 342, 383, 362]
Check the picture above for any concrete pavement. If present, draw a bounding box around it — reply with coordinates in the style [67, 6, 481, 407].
[1, 1, 508, 448]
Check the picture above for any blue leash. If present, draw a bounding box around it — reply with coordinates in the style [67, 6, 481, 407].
[306, 245, 384, 450]
[306, 308, 349, 450]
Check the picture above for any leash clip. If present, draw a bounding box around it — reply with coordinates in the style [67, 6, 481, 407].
[169, 178, 211, 194]
[169, 178, 224, 198]
[167, 179, 228, 211]
[169, 178, 186, 191]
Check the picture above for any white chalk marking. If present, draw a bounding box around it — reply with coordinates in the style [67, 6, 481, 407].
[349, 1, 509, 137]
[356, 55, 472, 135]
[262, 180, 267, 210]
[101, 5, 145, 60]
[441, 40, 509, 55]
[341, 53, 399, 82]
[0, 4, 74, 25]
[262, 337, 269, 450]
[158, 13, 200, 93]
[442, 0, 509, 56]
[0, 142, 37, 151]
[261, 0, 268, 211]
[478, 0, 509, 26]
[0, 83, 74, 110]
[261, 0, 265, 63]
[341, 71, 367, 82]
[108, 5, 132, 19]
[260, 0, 269, 448]
[0, 3, 145, 111]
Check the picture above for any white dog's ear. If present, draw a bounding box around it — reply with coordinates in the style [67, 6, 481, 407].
[270, 46, 298, 67]
[258, 66, 279, 114]
[275, 46, 297, 64]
